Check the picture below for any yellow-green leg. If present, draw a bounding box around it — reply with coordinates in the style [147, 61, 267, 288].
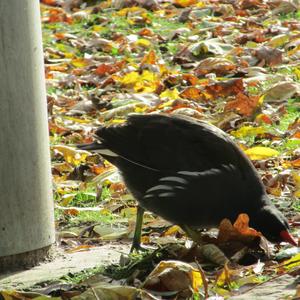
[130, 205, 145, 252]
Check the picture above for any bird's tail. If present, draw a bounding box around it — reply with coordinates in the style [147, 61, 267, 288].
[77, 141, 118, 157]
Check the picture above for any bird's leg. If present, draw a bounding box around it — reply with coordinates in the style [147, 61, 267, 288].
[180, 224, 204, 245]
[130, 205, 145, 252]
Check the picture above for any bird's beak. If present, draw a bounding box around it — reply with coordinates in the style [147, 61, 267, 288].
[280, 230, 298, 246]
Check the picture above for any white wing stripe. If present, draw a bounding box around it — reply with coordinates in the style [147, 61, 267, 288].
[177, 171, 201, 176]
[146, 185, 173, 193]
[158, 192, 176, 197]
[160, 176, 188, 184]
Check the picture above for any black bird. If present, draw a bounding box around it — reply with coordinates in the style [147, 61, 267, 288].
[78, 113, 296, 250]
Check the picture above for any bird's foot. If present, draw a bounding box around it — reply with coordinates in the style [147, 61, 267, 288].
[130, 242, 146, 253]
[130, 240, 157, 253]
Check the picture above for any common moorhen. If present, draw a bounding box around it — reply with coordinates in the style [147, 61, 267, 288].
[78, 114, 297, 249]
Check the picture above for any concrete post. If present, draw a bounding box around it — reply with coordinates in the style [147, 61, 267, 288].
[0, 0, 55, 268]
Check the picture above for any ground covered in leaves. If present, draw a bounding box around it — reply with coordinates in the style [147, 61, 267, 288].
[7, 0, 300, 298]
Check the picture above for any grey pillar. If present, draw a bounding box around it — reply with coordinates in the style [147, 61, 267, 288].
[0, 0, 55, 265]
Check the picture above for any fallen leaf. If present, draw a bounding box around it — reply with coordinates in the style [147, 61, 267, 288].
[244, 147, 279, 160]
[225, 93, 260, 116]
[194, 58, 236, 76]
[144, 260, 203, 296]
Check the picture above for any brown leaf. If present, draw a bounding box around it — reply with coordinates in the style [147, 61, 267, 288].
[239, 0, 266, 9]
[205, 78, 245, 98]
[141, 50, 157, 65]
[138, 28, 154, 37]
[194, 58, 237, 77]
[95, 60, 126, 77]
[236, 30, 266, 45]
[225, 93, 260, 116]
[233, 213, 262, 237]
[254, 46, 283, 66]
[180, 87, 205, 101]
[143, 260, 202, 296]
[217, 214, 261, 244]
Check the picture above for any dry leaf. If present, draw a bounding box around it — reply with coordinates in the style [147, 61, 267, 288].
[225, 93, 260, 116]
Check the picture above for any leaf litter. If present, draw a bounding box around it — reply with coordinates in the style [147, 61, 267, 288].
[5, 0, 300, 299]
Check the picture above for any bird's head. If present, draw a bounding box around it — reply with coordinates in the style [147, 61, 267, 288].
[251, 206, 297, 246]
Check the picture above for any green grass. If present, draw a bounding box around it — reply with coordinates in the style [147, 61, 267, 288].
[28, 266, 104, 289]
[55, 209, 117, 225]
[59, 185, 111, 207]
[234, 99, 299, 151]
[60, 266, 104, 284]
[278, 11, 300, 21]
[293, 200, 300, 213]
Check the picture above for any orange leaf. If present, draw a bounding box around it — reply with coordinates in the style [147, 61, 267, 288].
[225, 93, 260, 116]
[180, 87, 204, 101]
[138, 28, 154, 37]
[95, 60, 126, 76]
[141, 50, 157, 65]
[255, 114, 273, 125]
[291, 131, 300, 139]
[218, 214, 261, 244]
[205, 78, 244, 98]
[233, 213, 261, 237]
[291, 158, 300, 168]
[174, 0, 198, 7]
[41, 0, 59, 5]
[182, 74, 199, 86]
[64, 208, 79, 216]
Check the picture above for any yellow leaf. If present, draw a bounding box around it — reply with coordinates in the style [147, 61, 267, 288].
[280, 253, 300, 271]
[119, 71, 139, 85]
[191, 269, 203, 291]
[293, 67, 300, 80]
[135, 38, 151, 48]
[160, 88, 180, 100]
[163, 225, 182, 236]
[134, 81, 158, 93]
[141, 70, 158, 81]
[64, 52, 74, 58]
[53, 145, 90, 166]
[71, 58, 89, 68]
[117, 70, 159, 92]
[159, 99, 174, 109]
[231, 126, 266, 138]
[63, 116, 91, 123]
[61, 193, 76, 206]
[294, 190, 300, 198]
[292, 171, 300, 186]
[268, 186, 282, 197]
[117, 7, 141, 16]
[136, 70, 159, 92]
[244, 146, 279, 160]
[111, 119, 126, 124]
[292, 172, 300, 198]
[93, 25, 104, 32]
[174, 0, 197, 7]
[267, 34, 289, 48]
[196, 1, 206, 7]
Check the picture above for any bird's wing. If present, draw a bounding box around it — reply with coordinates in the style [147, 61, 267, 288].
[96, 114, 254, 176]
[140, 165, 247, 226]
